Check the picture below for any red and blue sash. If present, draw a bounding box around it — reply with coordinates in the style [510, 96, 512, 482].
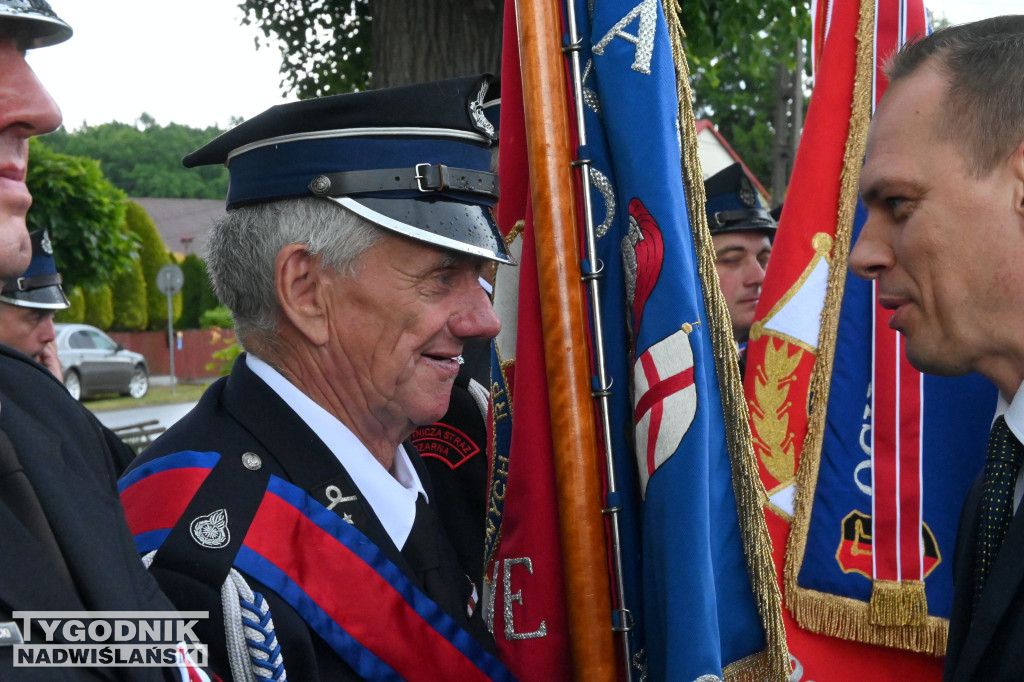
[119, 451, 512, 682]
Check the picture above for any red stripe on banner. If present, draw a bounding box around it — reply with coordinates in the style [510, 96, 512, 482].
[243, 492, 492, 682]
[898, 338, 924, 579]
[120, 468, 211, 537]
[874, 0, 897, 108]
[872, 292, 899, 581]
[871, 0, 929, 585]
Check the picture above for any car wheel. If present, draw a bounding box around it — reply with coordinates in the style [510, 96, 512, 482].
[64, 369, 82, 401]
[127, 365, 149, 399]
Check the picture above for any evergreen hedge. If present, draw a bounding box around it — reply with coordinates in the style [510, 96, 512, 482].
[124, 201, 181, 330]
[82, 285, 114, 330]
[110, 255, 148, 331]
[56, 286, 86, 323]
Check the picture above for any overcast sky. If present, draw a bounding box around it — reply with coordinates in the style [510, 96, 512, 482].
[26, 0, 1020, 133]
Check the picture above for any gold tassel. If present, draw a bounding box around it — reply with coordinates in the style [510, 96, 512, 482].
[869, 579, 928, 626]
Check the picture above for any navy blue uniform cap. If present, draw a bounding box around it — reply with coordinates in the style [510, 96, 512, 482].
[0, 0, 72, 48]
[704, 162, 777, 236]
[184, 75, 514, 265]
[0, 229, 70, 309]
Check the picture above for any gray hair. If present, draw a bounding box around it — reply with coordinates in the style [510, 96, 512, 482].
[205, 197, 382, 350]
[885, 15, 1024, 177]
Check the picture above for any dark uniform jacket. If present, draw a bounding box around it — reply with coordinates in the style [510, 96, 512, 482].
[121, 356, 499, 681]
[945, 473, 1024, 681]
[0, 345, 179, 681]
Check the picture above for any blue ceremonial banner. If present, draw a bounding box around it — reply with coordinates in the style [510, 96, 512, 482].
[570, 1, 784, 678]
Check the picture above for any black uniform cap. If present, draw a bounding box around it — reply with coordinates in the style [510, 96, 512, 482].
[704, 162, 777, 236]
[184, 75, 514, 265]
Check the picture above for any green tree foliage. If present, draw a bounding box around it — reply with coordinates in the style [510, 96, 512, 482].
[26, 139, 137, 289]
[82, 285, 114, 330]
[237, 0, 502, 93]
[110, 255, 149, 331]
[179, 254, 219, 329]
[682, 1, 811, 184]
[239, 0, 372, 97]
[199, 305, 234, 330]
[42, 118, 228, 199]
[124, 201, 182, 331]
[56, 285, 86, 323]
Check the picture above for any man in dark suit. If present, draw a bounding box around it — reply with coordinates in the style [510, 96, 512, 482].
[0, 3, 207, 680]
[849, 16, 1024, 681]
[120, 77, 514, 681]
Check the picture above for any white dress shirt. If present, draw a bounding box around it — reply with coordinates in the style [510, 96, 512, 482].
[246, 354, 426, 549]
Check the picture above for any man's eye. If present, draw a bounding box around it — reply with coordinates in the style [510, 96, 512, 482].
[885, 196, 911, 219]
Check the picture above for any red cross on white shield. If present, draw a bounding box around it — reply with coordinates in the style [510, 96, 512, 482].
[633, 328, 697, 498]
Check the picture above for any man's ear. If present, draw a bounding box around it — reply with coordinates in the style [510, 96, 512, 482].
[275, 243, 330, 346]
[1012, 139, 1024, 217]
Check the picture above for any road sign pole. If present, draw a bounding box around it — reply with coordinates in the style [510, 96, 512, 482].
[166, 291, 175, 394]
[156, 263, 185, 396]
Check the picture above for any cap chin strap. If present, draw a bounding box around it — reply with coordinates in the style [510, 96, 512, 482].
[308, 164, 499, 201]
[709, 208, 776, 230]
[4, 272, 62, 293]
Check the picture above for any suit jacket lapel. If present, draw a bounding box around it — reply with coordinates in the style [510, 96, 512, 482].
[953, 498, 1024, 680]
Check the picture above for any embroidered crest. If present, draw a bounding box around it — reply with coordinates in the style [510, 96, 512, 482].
[411, 423, 480, 469]
[633, 327, 698, 498]
[190, 509, 230, 549]
[40, 229, 53, 255]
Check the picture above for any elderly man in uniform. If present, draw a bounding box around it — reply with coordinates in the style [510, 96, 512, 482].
[848, 16, 1024, 682]
[119, 76, 513, 681]
[0, 229, 69, 379]
[704, 162, 777, 372]
[0, 3, 207, 680]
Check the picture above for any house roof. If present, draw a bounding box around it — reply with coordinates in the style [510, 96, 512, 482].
[132, 197, 225, 258]
[694, 120, 771, 202]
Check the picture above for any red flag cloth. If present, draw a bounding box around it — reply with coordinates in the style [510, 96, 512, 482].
[481, 1, 573, 678]
[745, 0, 945, 678]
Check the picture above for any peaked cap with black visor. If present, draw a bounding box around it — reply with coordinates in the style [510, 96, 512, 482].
[0, 0, 72, 48]
[704, 162, 777, 237]
[0, 229, 70, 309]
[184, 74, 514, 266]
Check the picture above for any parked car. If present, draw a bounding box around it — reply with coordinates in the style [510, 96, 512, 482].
[54, 323, 150, 400]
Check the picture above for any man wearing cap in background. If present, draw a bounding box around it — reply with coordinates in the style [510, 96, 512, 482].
[0, 3, 207, 680]
[0, 229, 69, 380]
[704, 162, 777, 374]
[119, 76, 513, 681]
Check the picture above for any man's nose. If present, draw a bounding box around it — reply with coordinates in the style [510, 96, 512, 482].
[451, 284, 501, 341]
[0, 49, 62, 137]
[38, 315, 55, 343]
[849, 214, 894, 280]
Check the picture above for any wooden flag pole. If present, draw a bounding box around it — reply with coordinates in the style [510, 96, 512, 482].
[514, 0, 617, 679]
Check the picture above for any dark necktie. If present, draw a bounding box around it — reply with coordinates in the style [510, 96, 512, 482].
[974, 415, 1024, 604]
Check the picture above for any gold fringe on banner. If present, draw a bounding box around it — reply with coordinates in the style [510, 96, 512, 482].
[664, 1, 789, 679]
[869, 579, 928, 627]
[790, 584, 948, 655]
[782, 0, 949, 656]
